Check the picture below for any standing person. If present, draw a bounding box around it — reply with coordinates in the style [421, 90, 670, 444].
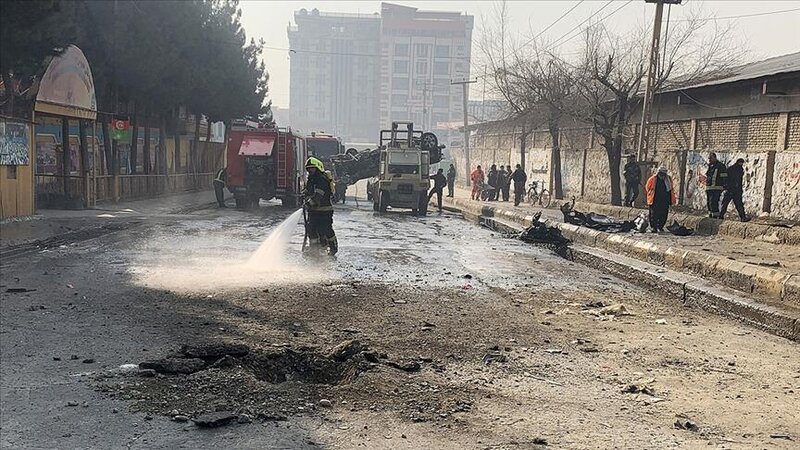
[645, 167, 676, 233]
[705, 152, 727, 218]
[428, 168, 447, 212]
[497, 165, 509, 202]
[213, 167, 227, 208]
[511, 164, 528, 206]
[303, 157, 338, 255]
[446, 164, 457, 198]
[720, 158, 750, 222]
[470, 165, 484, 200]
[504, 165, 513, 201]
[487, 164, 498, 201]
[623, 155, 641, 207]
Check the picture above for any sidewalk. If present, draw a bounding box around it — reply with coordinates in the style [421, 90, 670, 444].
[0, 189, 229, 250]
[443, 186, 799, 340]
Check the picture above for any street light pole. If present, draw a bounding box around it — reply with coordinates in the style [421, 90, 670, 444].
[451, 79, 477, 186]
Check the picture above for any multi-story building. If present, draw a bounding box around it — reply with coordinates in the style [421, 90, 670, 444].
[287, 8, 381, 142]
[287, 3, 473, 145]
[379, 3, 474, 145]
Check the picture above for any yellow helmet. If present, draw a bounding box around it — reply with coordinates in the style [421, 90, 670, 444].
[305, 157, 324, 172]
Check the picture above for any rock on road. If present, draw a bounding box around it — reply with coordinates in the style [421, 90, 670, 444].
[1, 199, 797, 449]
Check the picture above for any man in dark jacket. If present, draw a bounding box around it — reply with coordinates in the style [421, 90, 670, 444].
[623, 155, 640, 207]
[487, 164, 498, 201]
[511, 164, 528, 206]
[303, 157, 338, 255]
[705, 152, 727, 218]
[428, 168, 447, 212]
[498, 165, 510, 201]
[446, 164, 456, 197]
[720, 158, 749, 222]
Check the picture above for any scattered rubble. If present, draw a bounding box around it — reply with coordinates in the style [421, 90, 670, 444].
[674, 415, 698, 432]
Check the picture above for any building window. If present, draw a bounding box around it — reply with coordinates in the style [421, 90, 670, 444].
[433, 62, 450, 76]
[394, 43, 409, 56]
[415, 44, 429, 58]
[392, 94, 408, 106]
[393, 60, 408, 74]
[435, 45, 450, 58]
[392, 77, 409, 90]
[415, 60, 428, 75]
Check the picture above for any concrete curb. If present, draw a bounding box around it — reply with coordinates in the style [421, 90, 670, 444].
[445, 197, 799, 308]
[564, 200, 800, 246]
[459, 201, 800, 342]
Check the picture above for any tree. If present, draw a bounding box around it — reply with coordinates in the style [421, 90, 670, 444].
[0, 0, 72, 116]
[476, 2, 576, 199]
[573, 10, 741, 205]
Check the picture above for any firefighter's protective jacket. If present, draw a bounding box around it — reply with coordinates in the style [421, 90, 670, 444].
[304, 158, 334, 212]
[705, 161, 727, 191]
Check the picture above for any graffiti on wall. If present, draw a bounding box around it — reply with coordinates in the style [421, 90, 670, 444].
[0, 119, 29, 165]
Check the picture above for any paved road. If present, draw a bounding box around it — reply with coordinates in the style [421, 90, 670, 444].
[1, 198, 797, 449]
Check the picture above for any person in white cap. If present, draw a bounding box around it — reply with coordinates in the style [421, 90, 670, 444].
[645, 166, 676, 233]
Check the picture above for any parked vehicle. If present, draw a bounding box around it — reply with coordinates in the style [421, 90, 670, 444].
[371, 122, 441, 216]
[226, 122, 307, 208]
[526, 180, 551, 208]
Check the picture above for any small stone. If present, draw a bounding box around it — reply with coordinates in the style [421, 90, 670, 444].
[319, 399, 332, 408]
[66, 401, 79, 407]
[82, 358, 95, 364]
[172, 415, 190, 423]
[112, 408, 119, 414]
[53, 357, 61, 361]
[69, 355, 79, 360]
[655, 319, 667, 325]
[237, 414, 253, 424]
[144, 415, 153, 421]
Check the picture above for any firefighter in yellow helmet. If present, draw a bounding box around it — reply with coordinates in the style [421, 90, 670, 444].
[302, 157, 338, 255]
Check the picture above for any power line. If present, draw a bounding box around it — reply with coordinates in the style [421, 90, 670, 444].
[519, 0, 586, 49]
[673, 7, 800, 22]
[543, 0, 635, 53]
[541, 0, 615, 52]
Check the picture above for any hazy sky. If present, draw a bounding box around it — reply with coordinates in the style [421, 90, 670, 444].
[239, 0, 800, 108]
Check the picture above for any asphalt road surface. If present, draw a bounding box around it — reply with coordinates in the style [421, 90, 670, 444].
[1, 199, 797, 449]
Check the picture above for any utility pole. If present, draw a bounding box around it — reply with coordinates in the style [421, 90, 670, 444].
[451, 79, 477, 186]
[637, 0, 681, 162]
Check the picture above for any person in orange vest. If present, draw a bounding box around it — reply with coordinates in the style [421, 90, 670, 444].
[645, 167, 676, 233]
[470, 165, 485, 200]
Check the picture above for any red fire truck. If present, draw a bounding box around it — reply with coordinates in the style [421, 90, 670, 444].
[226, 121, 307, 208]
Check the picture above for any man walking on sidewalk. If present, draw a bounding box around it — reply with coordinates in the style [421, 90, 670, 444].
[511, 164, 527, 207]
[470, 165, 484, 200]
[428, 168, 447, 213]
[720, 158, 750, 222]
[623, 154, 640, 207]
[447, 164, 456, 198]
[645, 167, 676, 233]
[705, 152, 727, 218]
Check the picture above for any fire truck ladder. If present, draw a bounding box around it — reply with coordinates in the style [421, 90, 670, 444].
[276, 132, 287, 190]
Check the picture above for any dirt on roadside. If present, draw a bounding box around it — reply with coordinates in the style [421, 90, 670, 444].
[92, 280, 799, 449]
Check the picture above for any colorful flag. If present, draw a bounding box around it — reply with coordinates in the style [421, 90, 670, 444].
[111, 118, 130, 141]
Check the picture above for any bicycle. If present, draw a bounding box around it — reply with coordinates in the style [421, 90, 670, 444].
[526, 180, 551, 208]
